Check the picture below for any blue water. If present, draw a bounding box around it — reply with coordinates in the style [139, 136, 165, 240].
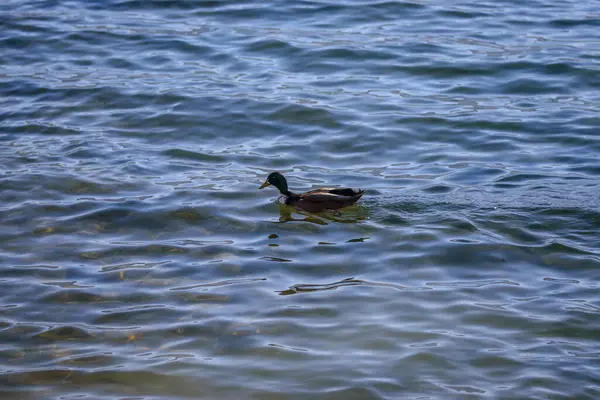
[1, 1, 600, 399]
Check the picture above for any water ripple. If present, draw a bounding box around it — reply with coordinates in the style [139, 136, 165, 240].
[2, 0, 600, 398]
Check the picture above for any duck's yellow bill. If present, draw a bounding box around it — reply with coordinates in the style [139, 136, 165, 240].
[259, 181, 271, 189]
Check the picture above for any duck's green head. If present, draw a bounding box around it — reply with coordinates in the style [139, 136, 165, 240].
[259, 172, 289, 194]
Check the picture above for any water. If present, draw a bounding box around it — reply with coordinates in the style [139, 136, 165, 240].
[1, 0, 600, 398]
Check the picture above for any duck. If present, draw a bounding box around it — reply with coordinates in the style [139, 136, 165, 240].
[259, 172, 364, 213]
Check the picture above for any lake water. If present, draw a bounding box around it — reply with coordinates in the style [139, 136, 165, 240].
[1, 1, 600, 399]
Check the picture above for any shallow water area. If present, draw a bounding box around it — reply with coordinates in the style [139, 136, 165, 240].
[1, 0, 600, 399]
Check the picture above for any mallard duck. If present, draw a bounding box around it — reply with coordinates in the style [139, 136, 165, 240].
[259, 172, 364, 213]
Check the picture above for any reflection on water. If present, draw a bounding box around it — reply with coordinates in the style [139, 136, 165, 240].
[278, 277, 426, 295]
[276, 204, 368, 225]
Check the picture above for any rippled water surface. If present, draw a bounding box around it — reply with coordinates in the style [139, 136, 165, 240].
[2, 0, 600, 399]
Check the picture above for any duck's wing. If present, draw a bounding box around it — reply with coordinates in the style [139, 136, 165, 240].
[305, 187, 364, 198]
[292, 189, 364, 212]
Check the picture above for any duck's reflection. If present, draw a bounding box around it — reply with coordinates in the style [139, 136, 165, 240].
[276, 204, 366, 225]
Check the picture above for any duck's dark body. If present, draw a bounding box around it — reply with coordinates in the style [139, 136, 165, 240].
[283, 188, 364, 213]
[259, 172, 364, 213]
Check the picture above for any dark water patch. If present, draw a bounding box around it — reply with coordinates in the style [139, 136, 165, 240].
[57, 352, 117, 369]
[35, 325, 95, 341]
[40, 290, 135, 305]
[62, 29, 148, 47]
[542, 62, 579, 75]
[1, 122, 82, 136]
[99, 260, 171, 273]
[43, 281, 94, 289]
[138, 38, 214, 58]
[106, 0, 203, 10]
[397, 64, 495, 79]
[444, 166, 506, 185]
[79, 244, 189, 261]
[245, 37, 303, 57]
[536, 240, 600, 258]
[94, 305, 180, 326]
[568, 164, 600, 177]
[162, 148, 227, 163]
[260, 256, 292, 263]
[438, 9, 491, 19]
[466, 139, 521, 153]
[267, 103, 345, 128]
[3, 369, 203, 398]
[495, 173, 554, 184]
[542, 276, 581, 285]
[535, 207, 600, 222]
[0, 79, 51, 98]
[104, 56, 139, 70]
[500, 78, 570, 95]
[550, 18, 600, 28]
[68, 206, 136, 225]
[173, 293, 231, 304]
[310, 47, 398, 63]
[422, 184, 454, 194]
